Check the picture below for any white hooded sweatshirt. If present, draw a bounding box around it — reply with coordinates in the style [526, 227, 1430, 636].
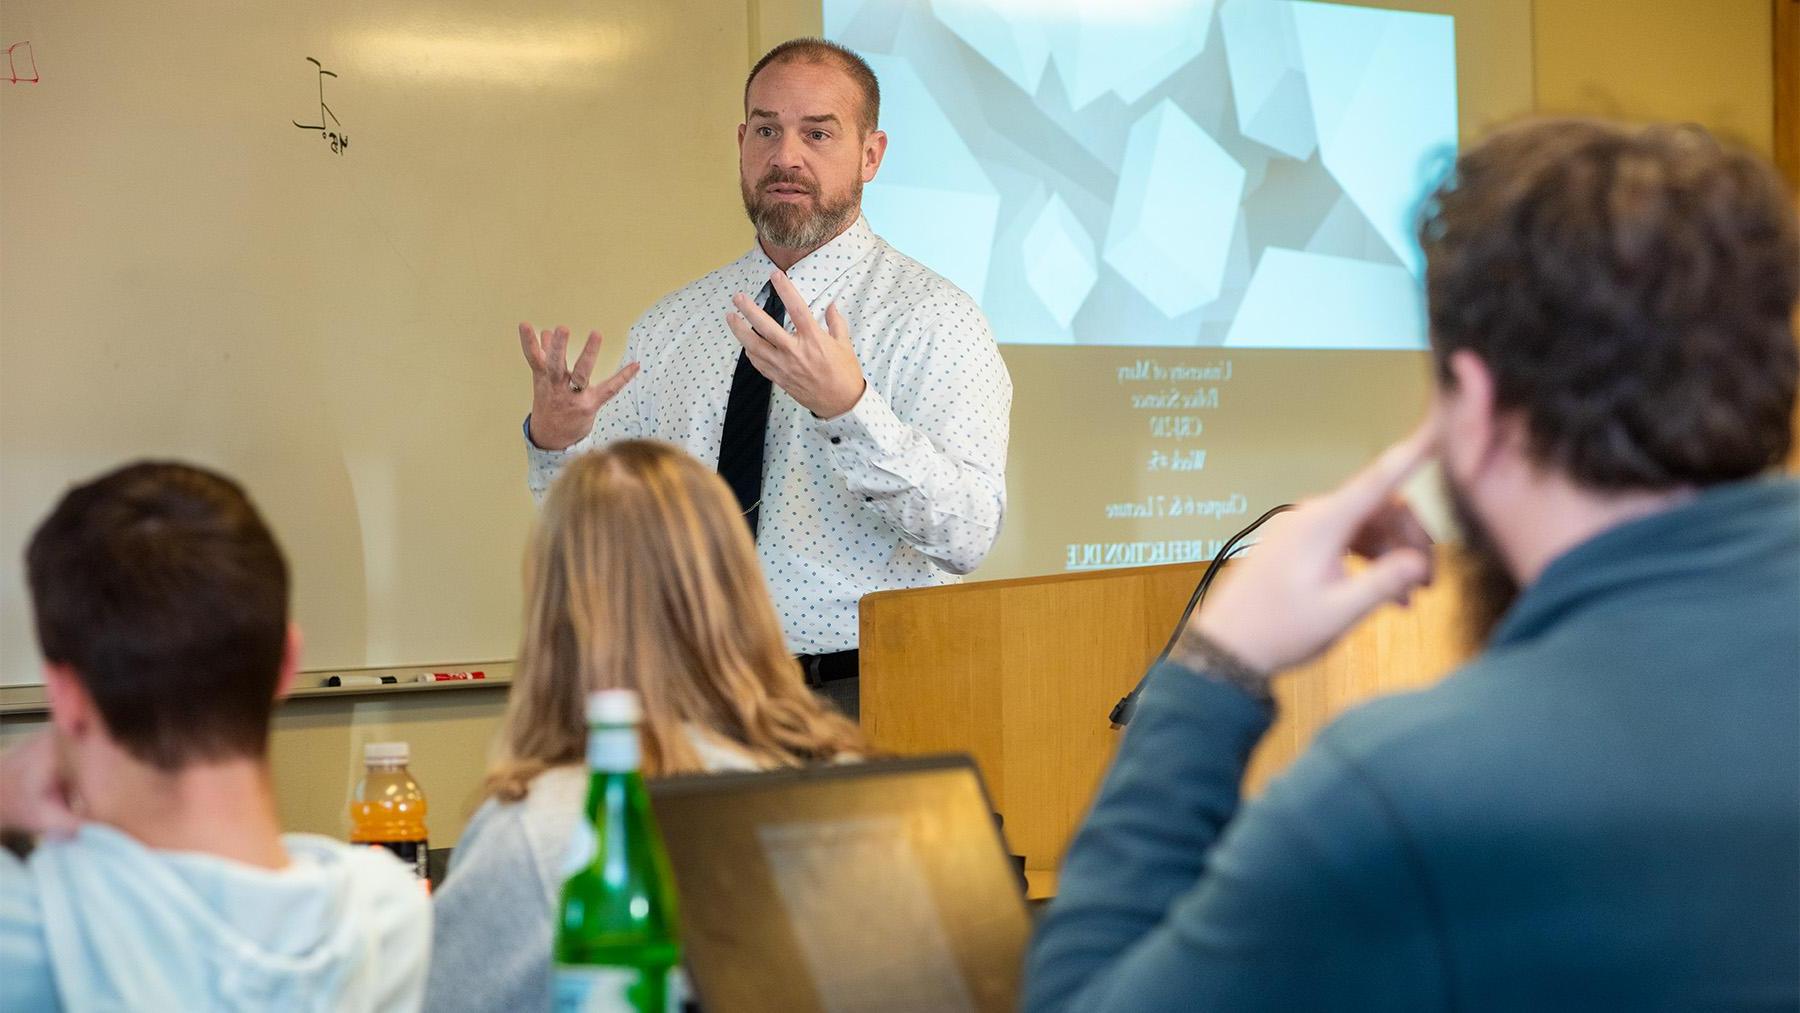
[0, 823, 430, 1011]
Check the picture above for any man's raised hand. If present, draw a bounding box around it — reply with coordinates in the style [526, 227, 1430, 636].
[517, 323, 639, 451]
[722, 270, 867, 419]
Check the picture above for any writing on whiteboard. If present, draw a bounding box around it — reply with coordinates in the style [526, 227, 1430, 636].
[5, 42, 38, 84]
[292, 57, 348, 154]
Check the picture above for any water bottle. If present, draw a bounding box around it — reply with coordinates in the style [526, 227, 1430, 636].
[349, 741, 430, 881]
[552, 690, 684, 1012]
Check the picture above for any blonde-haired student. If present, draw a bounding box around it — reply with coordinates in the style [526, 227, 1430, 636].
[427, 440, 863, 1012]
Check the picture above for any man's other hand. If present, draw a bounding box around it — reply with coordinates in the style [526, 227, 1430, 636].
[723, 270, 867, 419]
[518, 323, 640, 451]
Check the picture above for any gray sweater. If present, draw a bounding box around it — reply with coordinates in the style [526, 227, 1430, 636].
[425, 731, 759, 1012]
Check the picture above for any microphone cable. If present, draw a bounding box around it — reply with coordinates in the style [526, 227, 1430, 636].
[1107, 502, 1295, 728]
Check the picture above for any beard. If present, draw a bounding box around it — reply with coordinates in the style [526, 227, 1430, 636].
[741, 168, 861, 251]
[1442, 471, 1521, 654]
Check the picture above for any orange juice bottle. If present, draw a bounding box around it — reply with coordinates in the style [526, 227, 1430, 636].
[349, 741, 430, 881]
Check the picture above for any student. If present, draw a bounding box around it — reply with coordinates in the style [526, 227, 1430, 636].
[427, 439, 864, 1012]
[1025, 119, 1800, 1008]
[0, 462, 430, 1012]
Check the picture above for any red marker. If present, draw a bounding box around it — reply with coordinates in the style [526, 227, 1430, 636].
[416, 670, 486, 683]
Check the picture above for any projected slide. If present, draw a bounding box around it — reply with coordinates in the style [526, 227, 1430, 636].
[825, 0, 1457, 349]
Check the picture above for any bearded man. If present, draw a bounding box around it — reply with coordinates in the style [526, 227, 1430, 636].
[1026, 119, 1799, 1008]
[514, 39, 1012, 717]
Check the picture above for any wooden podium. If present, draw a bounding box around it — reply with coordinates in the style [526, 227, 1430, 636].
[859, 555, 1469, 895]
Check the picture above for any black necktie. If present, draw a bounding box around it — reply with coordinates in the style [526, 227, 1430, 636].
[718, 288, 785, 538]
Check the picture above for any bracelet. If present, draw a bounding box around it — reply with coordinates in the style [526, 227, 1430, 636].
[1173, 627, 1274, 704]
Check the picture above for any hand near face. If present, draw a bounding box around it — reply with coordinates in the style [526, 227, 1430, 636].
[724, 269, 867, 419]
[1181, 423, 1439, 676]
[516, 324, 640, 451]
[0, 731, 80, 839]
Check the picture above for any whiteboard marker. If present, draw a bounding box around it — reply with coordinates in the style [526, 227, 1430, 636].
[417, 670, 487, 683]
[325, 675, 399, 687]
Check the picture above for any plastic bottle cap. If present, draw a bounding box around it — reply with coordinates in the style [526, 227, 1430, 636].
[364, 741, 409, 764]
[587, 689, 641, 725]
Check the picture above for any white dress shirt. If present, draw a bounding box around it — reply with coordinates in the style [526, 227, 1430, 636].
[525, 216, 1012, 654]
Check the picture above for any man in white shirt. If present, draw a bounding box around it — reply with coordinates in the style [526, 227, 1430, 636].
[517, 38, 1013, 715]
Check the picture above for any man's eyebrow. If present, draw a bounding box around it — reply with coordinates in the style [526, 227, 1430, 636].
[746, 109, 843, 127]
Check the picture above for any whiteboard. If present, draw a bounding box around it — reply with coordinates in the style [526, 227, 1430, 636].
[0, 1, 756, 684]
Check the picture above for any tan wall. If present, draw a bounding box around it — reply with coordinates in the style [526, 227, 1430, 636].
[1777, 0, 1799, 188]
[1533, 0, 1775, 155]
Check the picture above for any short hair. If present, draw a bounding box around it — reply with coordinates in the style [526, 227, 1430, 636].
[745, 37, 880, 136]
[26, 462, 290, 770]
[1418, 118, 1799, 490]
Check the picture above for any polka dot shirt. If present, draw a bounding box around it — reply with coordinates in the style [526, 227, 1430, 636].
[526, 216, 1013, 655]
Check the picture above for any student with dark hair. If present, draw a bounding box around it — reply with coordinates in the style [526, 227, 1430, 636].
[1025, 119, 1800, 1008]
[0, 462, 429, 1012]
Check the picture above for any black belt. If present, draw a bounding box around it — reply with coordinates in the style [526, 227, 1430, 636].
[798, 650, 859, 686]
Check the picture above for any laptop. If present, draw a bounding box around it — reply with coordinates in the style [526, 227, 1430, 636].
[649, 754, 1033, 1013]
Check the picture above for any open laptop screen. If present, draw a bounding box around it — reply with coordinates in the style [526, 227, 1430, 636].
[649, 755, 1031, 1013]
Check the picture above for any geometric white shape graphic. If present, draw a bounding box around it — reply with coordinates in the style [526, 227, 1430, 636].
[860, 54, 1001, 301]
[824, 0, 1462, 348]
[1305, 193, 1394, 262]
[931, 0, 1053, 93]
[1224, 247, 1427, 349]
[823, 0, 877, 37]
[1219, 0, 1317, 159]
[1021, 193, 1098, 329]
[1047, 1, 1218, 110]
[1291, 0, 1456, 277]
[1104, 100, 1245, 318]
[863, 185, 1002, 303]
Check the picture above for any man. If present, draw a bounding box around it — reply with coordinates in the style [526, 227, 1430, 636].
[1026, 119, 1799, 1008]
[516, 39, 1012, 716]
[0, 463, 429, 1011]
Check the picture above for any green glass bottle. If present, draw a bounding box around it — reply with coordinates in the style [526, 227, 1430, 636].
[552, 689, 683, 1012]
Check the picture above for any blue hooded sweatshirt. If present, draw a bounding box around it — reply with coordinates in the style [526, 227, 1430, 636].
[1, 823, 430, 1011]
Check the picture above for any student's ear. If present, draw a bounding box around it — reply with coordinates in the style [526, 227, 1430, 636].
[1441, 349, 1502, 484]
[273, 623, 304, 702]
[42, 663, 96, 743]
